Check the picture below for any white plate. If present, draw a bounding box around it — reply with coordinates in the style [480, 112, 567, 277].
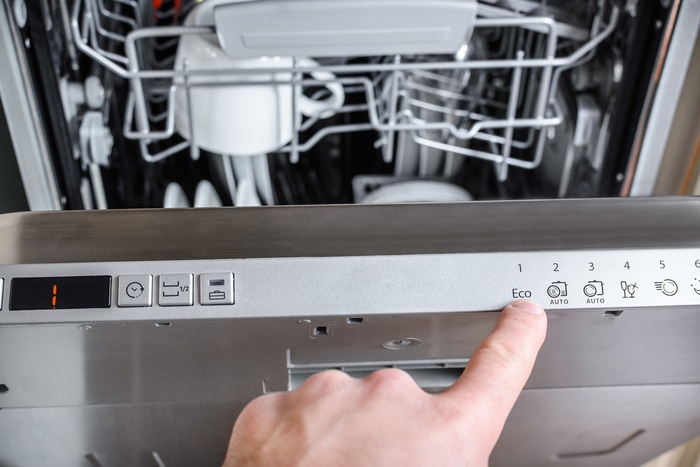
[252, 155, 275, 206]
[163, 182, 190, 208]
[361, 181, 473, 204]
[210, 154, 237, 205]
[417, 77, 446, 177]
[235, 178, 262, 207]
[393, 69, 450, 178]
[194, 180, 223, 208]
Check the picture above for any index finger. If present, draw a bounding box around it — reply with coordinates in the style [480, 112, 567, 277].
[441, 300, 547, 427]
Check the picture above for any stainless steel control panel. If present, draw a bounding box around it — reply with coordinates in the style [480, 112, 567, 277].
[0, 247, 698, 324]
[1, 199, 699, 323]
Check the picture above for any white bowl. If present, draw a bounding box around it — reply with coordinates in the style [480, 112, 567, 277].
[361, 181, 473, 204]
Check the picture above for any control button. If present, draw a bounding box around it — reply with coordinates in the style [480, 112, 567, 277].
[583, 280, 605, 298]
[200, 273, 234, 305]
[655, 279, 678, 297]
[692, 279, 700, 296]
[158, 274, 193, 306]
[0, 278, 4, 310]
[620, 281, 638, 299]
[547, 281, 568, 299]
[118, 275, 153, 307]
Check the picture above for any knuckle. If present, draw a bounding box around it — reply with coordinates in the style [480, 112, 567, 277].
[364, 368, 417, 393]
[237, 393, 282, 424]
[304, 369, 350, 387]
[233, 394, 281, 439]
[297, 369, 351, 397]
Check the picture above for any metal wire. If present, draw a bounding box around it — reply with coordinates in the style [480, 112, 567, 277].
[71, 0, 619, 179]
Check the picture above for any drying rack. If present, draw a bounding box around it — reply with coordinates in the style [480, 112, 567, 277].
[71, 0, 619, 181]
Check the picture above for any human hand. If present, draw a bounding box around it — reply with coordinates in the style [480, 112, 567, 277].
[223, 300, 547, 467]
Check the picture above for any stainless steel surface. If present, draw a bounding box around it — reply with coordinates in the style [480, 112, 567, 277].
[1, 199, 700, 466]
[0, 311, 699, 466]
[0, 384, 699, 467]
[2, 198, 700, 264]
[2, 198, 699, 325]
[494, 385, 700, 467]
[0, 0, 62, 211]
[2, 246, 700, 324]
[629, 0, 700, 196]
[653, 23, 700, 195]
[7, 247, 700, 321]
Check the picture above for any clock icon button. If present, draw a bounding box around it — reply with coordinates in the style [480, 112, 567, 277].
[126, 281, 145, 299]
[118, 275, 153, 307]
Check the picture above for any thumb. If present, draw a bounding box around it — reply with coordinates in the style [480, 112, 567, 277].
[441, 300, 547, 435]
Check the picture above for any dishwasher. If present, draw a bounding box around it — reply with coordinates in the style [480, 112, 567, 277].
[0, 0, 699, 465]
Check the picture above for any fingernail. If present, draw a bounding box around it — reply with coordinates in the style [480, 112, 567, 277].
[510, 300, 545, 314]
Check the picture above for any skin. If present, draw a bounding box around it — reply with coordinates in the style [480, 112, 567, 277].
[223, 300, 547, 467]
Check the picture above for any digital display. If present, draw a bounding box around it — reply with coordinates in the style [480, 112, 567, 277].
[10, 276, 111, 310]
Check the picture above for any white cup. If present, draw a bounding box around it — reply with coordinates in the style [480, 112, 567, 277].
[174, 33, 345, 156]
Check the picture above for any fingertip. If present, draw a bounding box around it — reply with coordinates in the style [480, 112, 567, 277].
[502, 300, 548, 337]
[508, 299, 545, 314]
[500, 300, 548, 348]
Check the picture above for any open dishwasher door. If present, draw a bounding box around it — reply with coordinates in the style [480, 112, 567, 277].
[1, 198, 700, 466]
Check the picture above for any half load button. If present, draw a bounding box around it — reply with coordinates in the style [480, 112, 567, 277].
[158, 274, 194, 306]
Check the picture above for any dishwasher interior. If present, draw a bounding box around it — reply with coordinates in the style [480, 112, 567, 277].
[6, 0, 683, 210]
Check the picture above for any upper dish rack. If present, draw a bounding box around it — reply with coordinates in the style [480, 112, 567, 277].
[71, 0, 619, 181]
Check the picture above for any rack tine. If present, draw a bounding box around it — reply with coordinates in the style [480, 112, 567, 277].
[151, 451, 168, 467]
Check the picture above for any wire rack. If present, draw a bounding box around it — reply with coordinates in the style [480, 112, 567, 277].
[71, 0, 619, 181]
